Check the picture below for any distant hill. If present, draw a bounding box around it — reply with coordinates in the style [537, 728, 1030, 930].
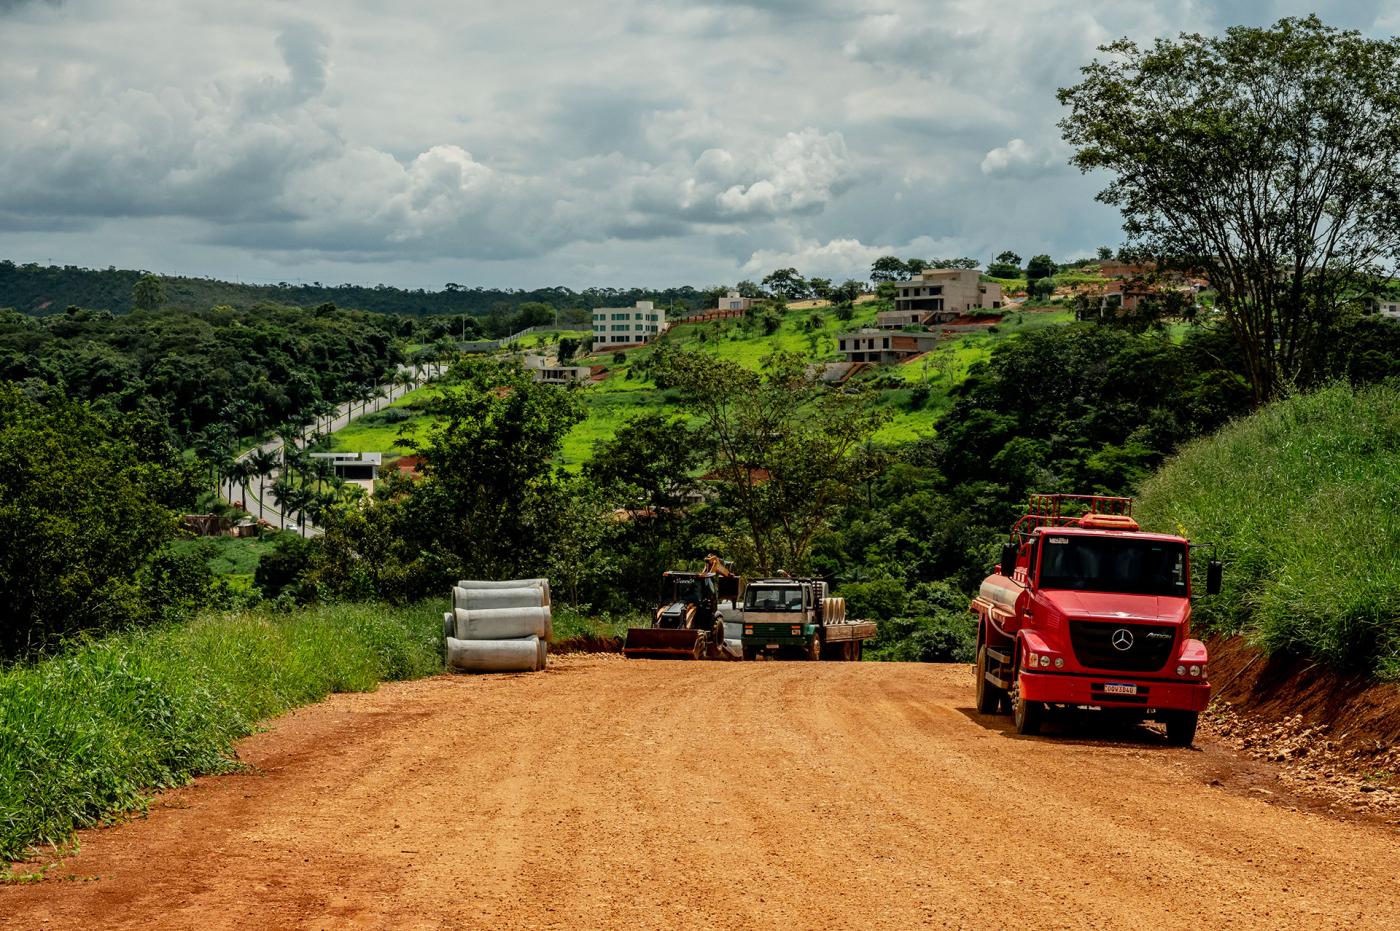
[0, 259, 713, 318]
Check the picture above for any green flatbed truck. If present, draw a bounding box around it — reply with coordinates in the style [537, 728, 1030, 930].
[739, 578, 877, 661]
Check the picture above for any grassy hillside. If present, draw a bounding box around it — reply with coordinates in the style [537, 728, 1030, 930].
[323, 306, 1079, 468]
[1137, 382, 1400, 678]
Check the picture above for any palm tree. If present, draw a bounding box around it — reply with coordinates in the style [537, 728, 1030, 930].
[248, 447, 279, 521]
[269, 476, 295, 530]
[393, 369, 416, 401]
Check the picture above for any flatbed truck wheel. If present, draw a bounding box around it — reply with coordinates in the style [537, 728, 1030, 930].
[854, 641, 863, 661]
[1013, 682, 1043, 736]
[1164, 710, 1198, 747]
[742, 645, 757, 661]
[975, 646, 1005, 715]
[807, 633, 822, 661]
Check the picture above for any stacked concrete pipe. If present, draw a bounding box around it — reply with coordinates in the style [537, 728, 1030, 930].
[444, 578, 552, 673]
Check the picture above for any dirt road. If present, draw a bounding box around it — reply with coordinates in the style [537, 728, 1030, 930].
[5, 656, 1398, 929]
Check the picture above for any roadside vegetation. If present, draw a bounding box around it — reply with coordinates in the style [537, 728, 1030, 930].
[1138, 382, 1400, 678]
[0, 601, 442, 862]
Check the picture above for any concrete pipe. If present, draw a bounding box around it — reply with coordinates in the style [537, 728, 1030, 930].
[457, 578, 551, 605]
[453, 606, 551, 640]
[536, 637, 548, 671]
[443, 612, 455, 640]
[452, 585, 548, 612]
[445, 636, 540, 674]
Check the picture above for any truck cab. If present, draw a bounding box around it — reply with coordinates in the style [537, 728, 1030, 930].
[740, 579, 876, 661]
[970, 494, 1221, 746]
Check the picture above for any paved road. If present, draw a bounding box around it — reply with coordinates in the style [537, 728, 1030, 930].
[224, 364, 443, 536]
[4, 657, 1397, 929]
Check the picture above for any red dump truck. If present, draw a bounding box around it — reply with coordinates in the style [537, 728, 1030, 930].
[969, 494, 1221, 746]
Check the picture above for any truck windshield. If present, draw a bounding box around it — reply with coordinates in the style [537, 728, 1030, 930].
[1037, 536, 1187, 597]
[744, 587, 804, 611]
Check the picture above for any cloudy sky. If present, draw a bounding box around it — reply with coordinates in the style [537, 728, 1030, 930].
[0, 1, 1395, 290]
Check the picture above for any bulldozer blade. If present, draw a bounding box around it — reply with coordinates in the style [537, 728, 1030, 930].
[622, 627, 706, 659]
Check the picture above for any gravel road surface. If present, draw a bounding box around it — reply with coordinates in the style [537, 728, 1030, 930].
[4, 656, 1397, 929]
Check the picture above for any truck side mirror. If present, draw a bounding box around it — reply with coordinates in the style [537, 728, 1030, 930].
[1000, 544, 1018, 578]
[1206, 560, 1223, 595]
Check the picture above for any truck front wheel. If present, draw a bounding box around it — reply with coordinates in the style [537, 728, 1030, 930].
[807, 634, 822, 661]
[742, 645, 758, 661]
[1013, 684, 1043, 736]
[975, 646, 1006, 715]
[1164, 710, 1199, 747]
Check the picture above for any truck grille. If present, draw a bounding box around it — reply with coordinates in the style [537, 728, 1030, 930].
[1068, 621, 1176, 672]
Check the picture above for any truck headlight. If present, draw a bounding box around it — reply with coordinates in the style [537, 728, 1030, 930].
[1025, 652, 1038, 668]
[1189, 665, 1201, 677]
[1053, 657, 1064, 669]
[1177, 665, 1187, 676]
[744, 627, 753, 635]
[1039, 654, 1051, 668]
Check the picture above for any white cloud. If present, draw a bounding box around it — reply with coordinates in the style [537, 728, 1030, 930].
[980, 138, 1058, 179]
[0, 0, 1388, 288]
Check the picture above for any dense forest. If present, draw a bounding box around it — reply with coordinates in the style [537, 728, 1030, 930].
[0, 302, 404, 443]
[0, 259, 718, 320]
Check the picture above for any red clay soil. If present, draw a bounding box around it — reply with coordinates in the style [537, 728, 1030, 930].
[5, 656, 1400, 930]
[1206, 636, 1400, 752]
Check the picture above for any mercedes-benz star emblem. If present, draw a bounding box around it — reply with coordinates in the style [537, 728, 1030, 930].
[1111, 628, 1135, 651]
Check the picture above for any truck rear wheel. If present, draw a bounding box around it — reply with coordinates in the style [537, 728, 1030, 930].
[1164, 710, 1198, 747]
[975, 646, 1006, 715]
[1013, 683, 1043, 736]
[742, 645, 758, 661]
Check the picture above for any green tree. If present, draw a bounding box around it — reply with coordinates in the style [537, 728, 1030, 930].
[657, 350, 891, 575]
[0, 387, 198, 656]
[869, 256, 908, 282]
[1058, 15, 1400, 403]
[808, 277, 833, 300]
[761, 267, 810, 300]
[1026, 254, 1057, 280]
[131, 274, 166, 312]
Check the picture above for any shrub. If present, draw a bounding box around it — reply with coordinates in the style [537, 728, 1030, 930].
[865, 612, 977, 663]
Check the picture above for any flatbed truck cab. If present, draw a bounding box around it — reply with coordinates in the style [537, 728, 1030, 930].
[740, 578, 876, 661]
[969, 494, 1222, 746]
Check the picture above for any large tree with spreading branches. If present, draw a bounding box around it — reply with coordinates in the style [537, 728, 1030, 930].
[1059, 16, 1400, 403]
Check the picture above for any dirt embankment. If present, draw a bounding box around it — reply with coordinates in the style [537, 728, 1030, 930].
[1200, 637, 1400, 820]
[5, 655, 1400, 930]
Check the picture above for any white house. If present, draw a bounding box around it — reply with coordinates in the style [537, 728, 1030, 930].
[592, 300, 667, 347]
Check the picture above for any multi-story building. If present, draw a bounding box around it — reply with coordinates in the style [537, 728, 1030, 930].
[591, 300, 667, 347]
[836, 328, 939, 364]
[717, 290, 756, 312]
[878, 269, 1003, 329]
[1376, 300, 1400, 320]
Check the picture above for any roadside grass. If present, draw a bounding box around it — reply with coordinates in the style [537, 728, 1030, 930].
[549, 604, 646, 648]
[1137, 381, 1400, 678]
[0, 601, 444, 862]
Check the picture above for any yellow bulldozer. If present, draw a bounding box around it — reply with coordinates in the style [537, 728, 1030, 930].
[622, 555, 744, 660]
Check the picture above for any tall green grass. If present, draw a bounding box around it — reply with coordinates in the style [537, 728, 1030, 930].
[1137, 382, 1400, 677]
[0, 602, 444, 862]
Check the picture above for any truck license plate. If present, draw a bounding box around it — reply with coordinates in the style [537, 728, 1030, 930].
[766, 644, 779, 650]
[1103, 683, 1138, 696]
